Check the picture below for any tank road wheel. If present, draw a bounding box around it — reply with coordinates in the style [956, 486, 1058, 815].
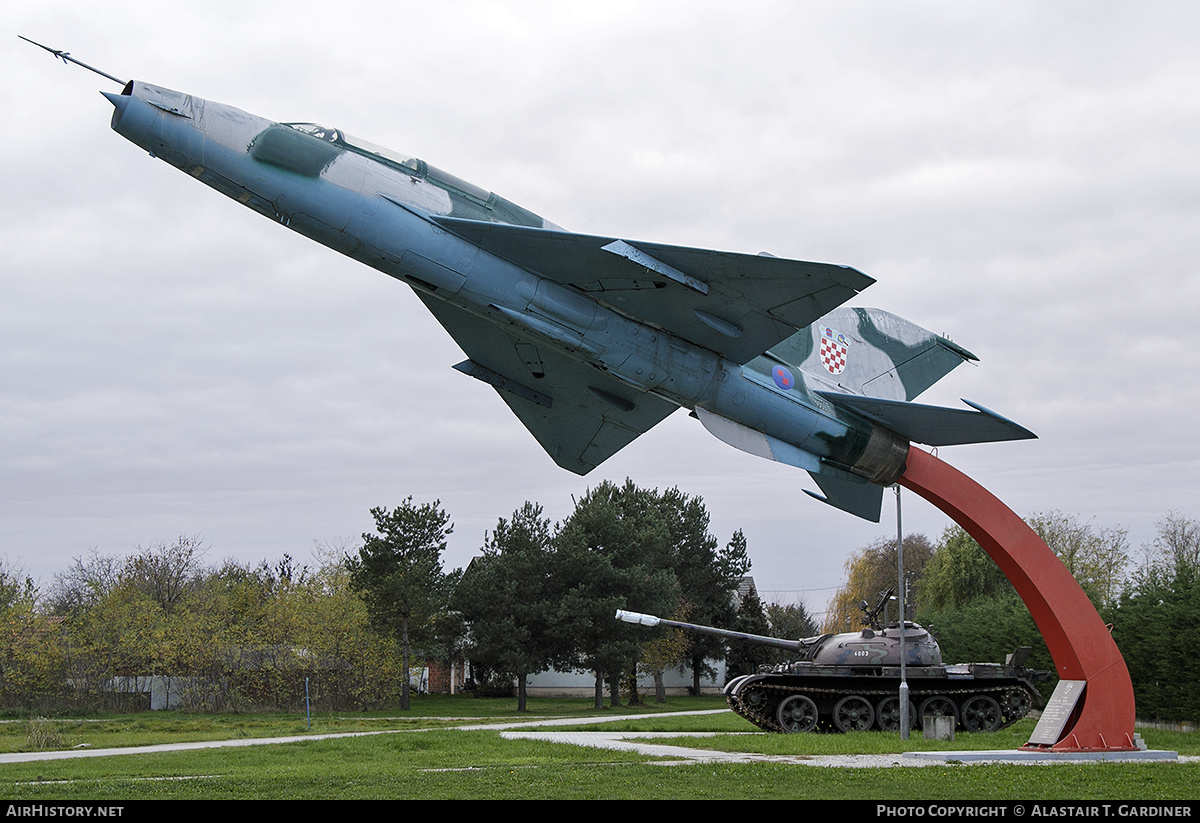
[999, 688, 1033, 723]
[776, 695, 819, 733]
[918, 696, 959, 728]
[832, 695, 875, 733]
[740, 686, 770, 713]
[960, 695, 1003, 733]
[876, 696, 918, 732]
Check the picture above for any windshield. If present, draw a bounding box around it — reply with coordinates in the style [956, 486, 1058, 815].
[290, 123, 423, 170]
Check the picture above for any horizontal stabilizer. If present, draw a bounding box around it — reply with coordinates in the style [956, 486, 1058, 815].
[805, 468, 885, 522]
[817, 392, 1036, 446]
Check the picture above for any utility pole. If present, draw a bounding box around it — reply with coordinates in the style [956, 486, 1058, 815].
[896, 485, 910, 739]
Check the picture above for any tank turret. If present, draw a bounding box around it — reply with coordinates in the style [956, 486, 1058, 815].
[617, 600, 941, 668]
[616, 591, 1048, 734]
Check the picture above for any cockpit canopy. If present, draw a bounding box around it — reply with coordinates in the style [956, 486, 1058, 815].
[249, 120, 548, 228]
[283, 122, 491, 203]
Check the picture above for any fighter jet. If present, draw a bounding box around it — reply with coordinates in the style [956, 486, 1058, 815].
[27, 40, 1034, 522]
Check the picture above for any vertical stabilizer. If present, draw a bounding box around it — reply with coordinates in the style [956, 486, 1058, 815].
[768, 307, 977, 401]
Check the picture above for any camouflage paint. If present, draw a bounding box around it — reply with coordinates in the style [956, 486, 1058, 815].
[99, 77, 1032, 521]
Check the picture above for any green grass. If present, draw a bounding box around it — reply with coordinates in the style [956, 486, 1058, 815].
[0, 696, 1197, 800]
[0, 695, 723, 753]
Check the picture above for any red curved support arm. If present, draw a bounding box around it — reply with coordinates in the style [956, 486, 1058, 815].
[899, 446, 1137, 751]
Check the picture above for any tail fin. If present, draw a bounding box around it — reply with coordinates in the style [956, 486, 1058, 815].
[769, 307, 976, 401]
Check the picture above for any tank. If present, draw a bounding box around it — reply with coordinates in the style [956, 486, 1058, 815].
[616, 591, 1049, 734]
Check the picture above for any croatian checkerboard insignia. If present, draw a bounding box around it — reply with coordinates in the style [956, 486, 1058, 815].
[820, 326, 850, 375]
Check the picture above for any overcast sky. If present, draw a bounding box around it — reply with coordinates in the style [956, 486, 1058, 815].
[4, 1, 1198, 617]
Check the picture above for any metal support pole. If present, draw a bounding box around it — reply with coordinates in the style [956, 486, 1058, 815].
[896, 485, 910, 739]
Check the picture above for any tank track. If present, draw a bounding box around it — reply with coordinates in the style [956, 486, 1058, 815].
[726, 676, 1038, 734]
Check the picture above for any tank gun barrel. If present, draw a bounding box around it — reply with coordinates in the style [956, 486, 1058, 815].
[615, 609, 802, 653]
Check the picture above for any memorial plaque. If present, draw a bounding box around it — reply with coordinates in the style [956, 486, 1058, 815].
[1027, 679, 1086, 746]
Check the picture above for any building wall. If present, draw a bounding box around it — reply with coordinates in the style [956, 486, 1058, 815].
[524, 661, 726, 697]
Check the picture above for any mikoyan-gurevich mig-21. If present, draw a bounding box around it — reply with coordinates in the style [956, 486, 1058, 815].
[26, 39, 1035, 522]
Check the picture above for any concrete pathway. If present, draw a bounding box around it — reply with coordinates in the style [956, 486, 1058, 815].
[0, 710, 725, 764]
[498, 729, 915, 766]
[498, 730, 1181, 767]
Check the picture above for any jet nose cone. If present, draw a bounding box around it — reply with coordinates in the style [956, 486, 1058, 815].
[101, 90, 128, 112]
[101, 90, 130, 128]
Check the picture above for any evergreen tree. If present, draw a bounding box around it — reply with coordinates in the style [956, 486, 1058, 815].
[554, 480, 676, 707]
[455, 502, 566, 711]
[765, 600, 817, 641]
[1112, 513, 1200, 721]
[660, 488, 751, 694]
[726, 585, 770, 678]
[347, 498, 459, 710]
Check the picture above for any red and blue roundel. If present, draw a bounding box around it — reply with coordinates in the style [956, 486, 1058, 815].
[772, 365, 795, 391]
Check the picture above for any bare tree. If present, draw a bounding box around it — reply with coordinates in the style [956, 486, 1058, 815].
[1147, 511, 1200, 573]
[121, 535, 209, 614]
[1028, 511, 1130, 608]
[47, 548, 122, 615]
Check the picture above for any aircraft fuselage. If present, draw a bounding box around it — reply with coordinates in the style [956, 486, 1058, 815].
[98, 80, 1032, 520]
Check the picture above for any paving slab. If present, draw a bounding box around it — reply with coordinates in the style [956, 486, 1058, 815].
[903, 748, 1179, 763]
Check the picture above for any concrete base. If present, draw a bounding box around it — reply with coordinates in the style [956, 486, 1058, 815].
[923, 715, 955, 741]
[903, 749, 1178, 763]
